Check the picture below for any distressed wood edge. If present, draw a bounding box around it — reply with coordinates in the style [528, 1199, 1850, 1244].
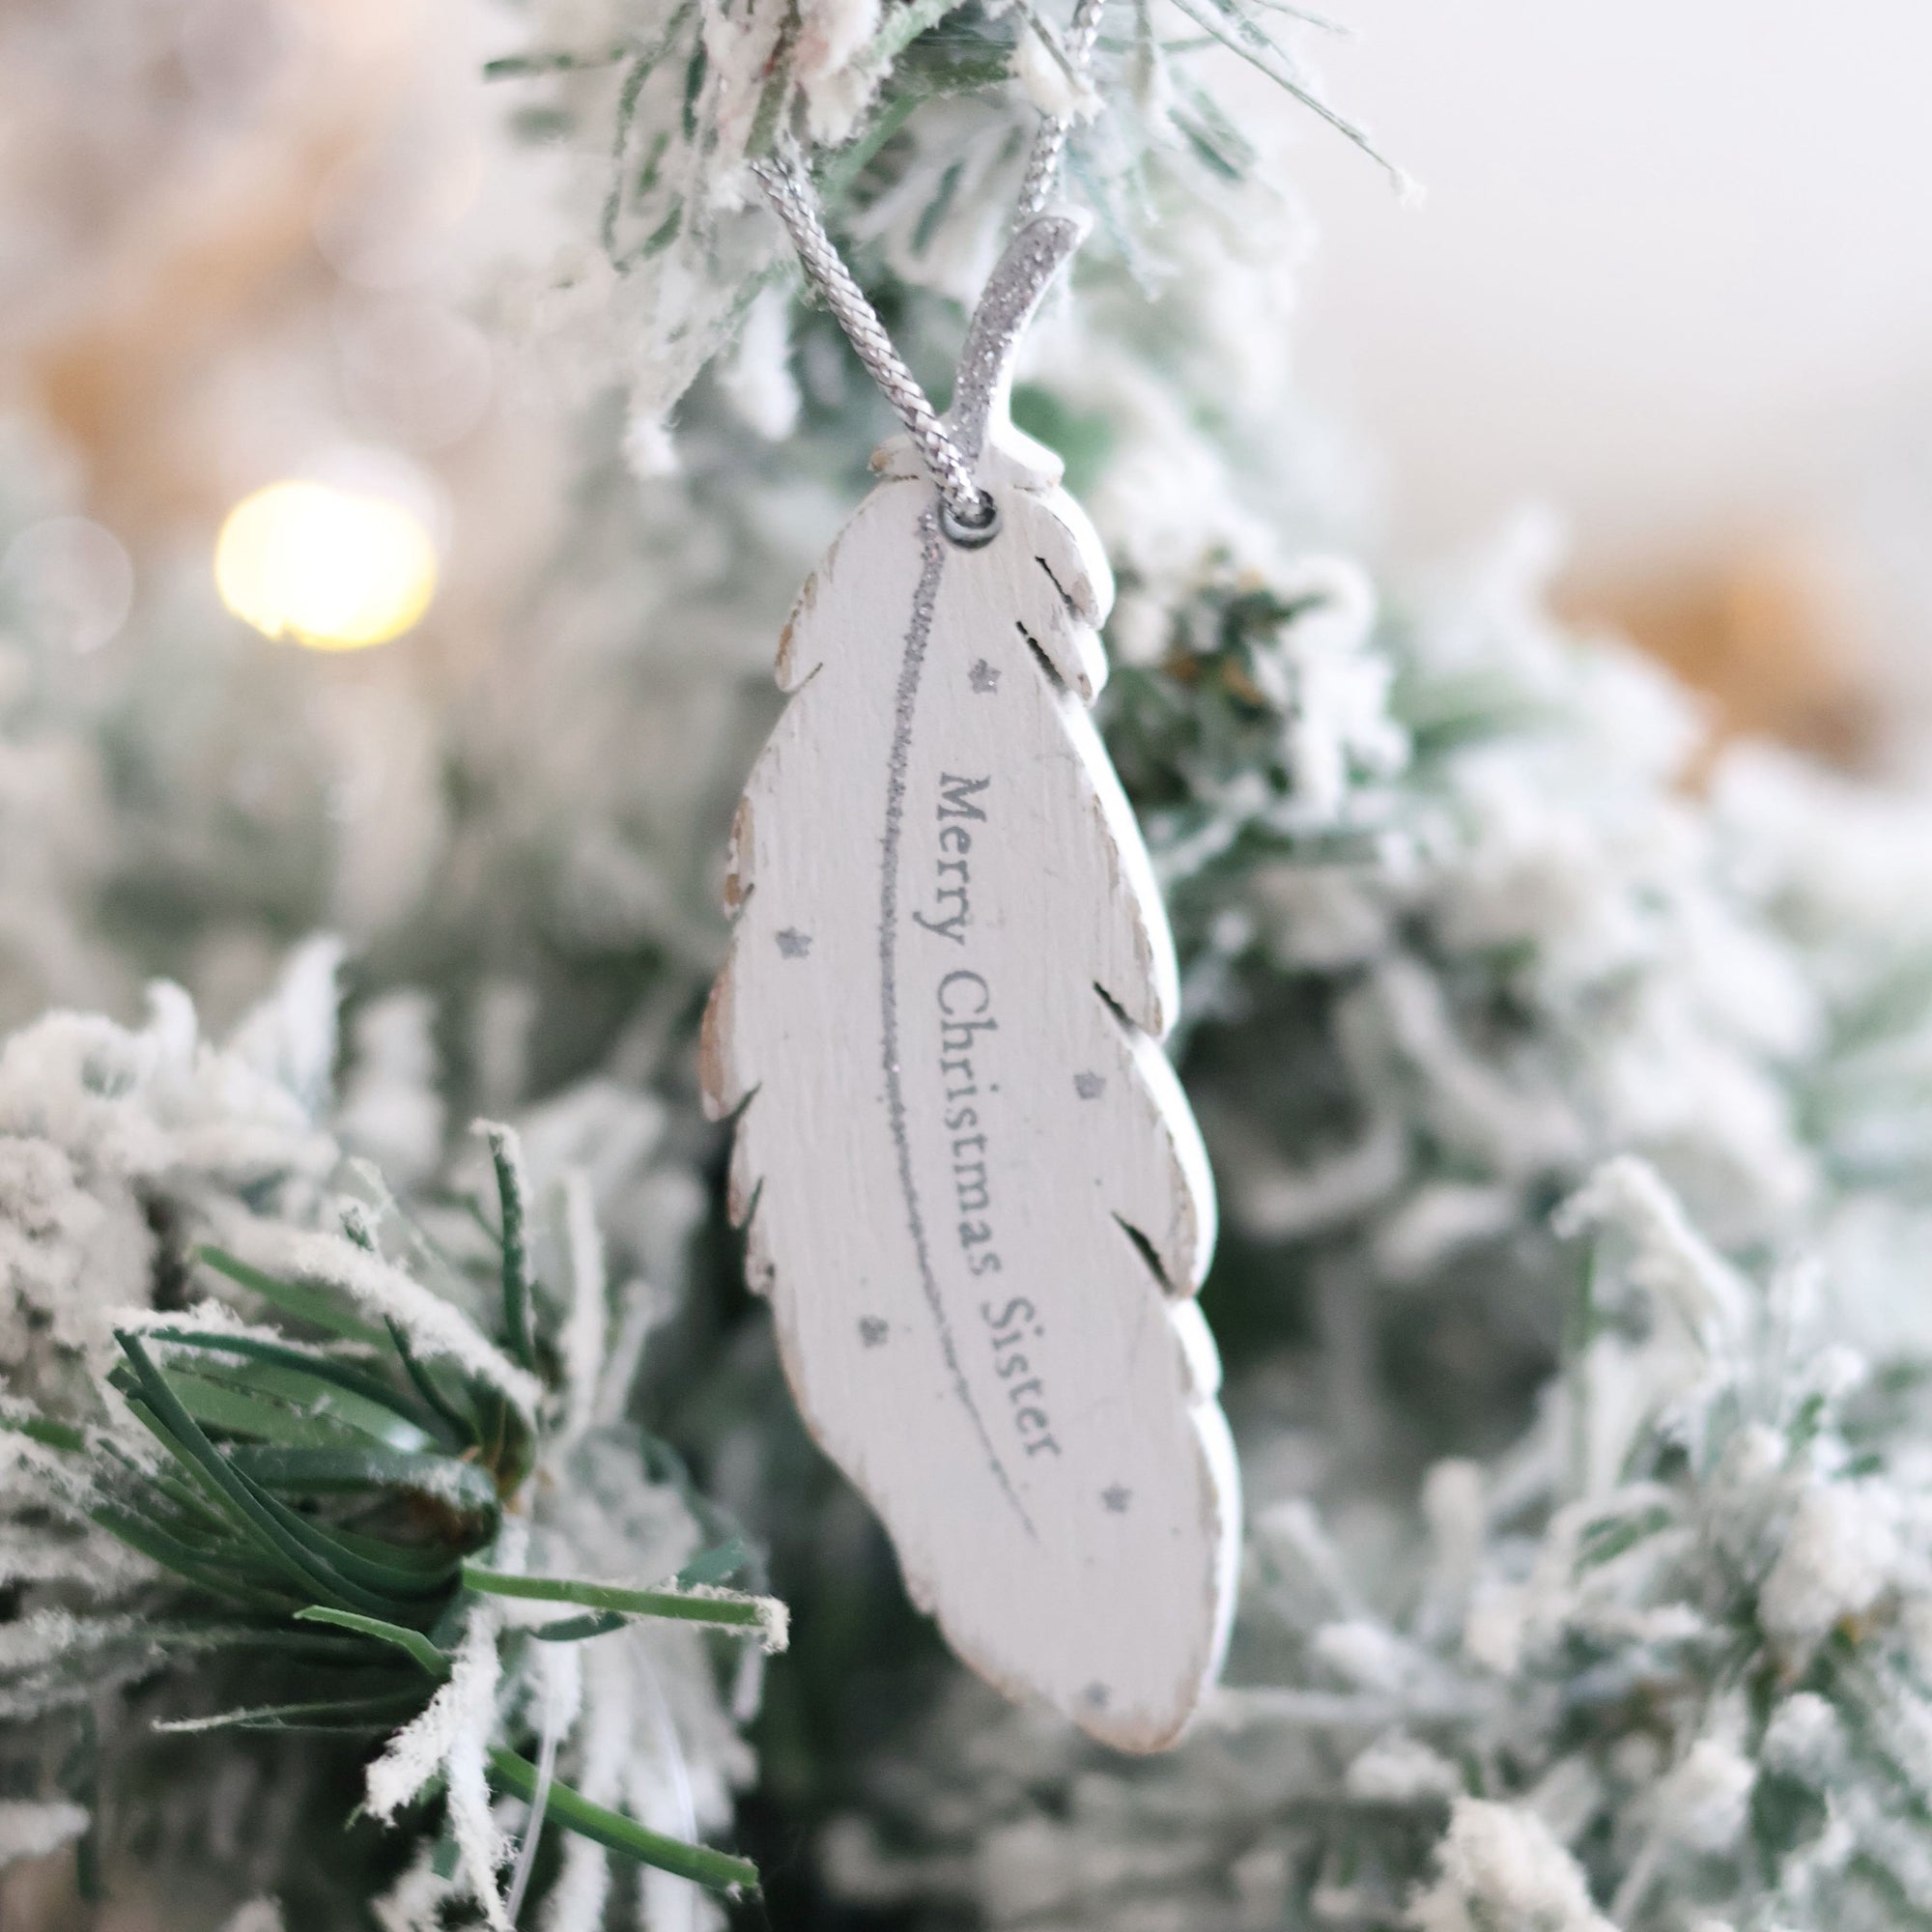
[749, 1202, 1240, 1754]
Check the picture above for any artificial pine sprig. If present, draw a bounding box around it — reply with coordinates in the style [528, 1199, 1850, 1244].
[8, 1128, 781, 1911]
[489, 0, 1394, 429]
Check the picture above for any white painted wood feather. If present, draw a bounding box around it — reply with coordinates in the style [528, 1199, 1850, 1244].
[701, 215, 1238, 1751]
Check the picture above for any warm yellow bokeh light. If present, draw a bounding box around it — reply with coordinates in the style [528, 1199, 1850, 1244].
[214, 480, 438, 651]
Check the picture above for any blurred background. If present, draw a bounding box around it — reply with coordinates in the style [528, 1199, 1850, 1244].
[9, 0, 1932, 787]
[1284, 0, 1932, 761]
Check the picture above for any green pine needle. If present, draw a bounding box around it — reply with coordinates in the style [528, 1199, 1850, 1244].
[196, 1245, 390, 1348]
[463, 1563, 786, 1648]
[486, 1748, 759, 1893]
[294, 1607, 451, 1679]
[479, 1123, 539, 1369]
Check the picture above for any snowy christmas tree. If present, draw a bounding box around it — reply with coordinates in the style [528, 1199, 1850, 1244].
[2, 2, 1930, 1928]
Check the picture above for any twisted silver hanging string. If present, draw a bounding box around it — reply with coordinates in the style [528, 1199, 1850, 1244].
[750, 150, 987, 526]
[1015, 0, 1107, 223]
[751, 0, 1104, 528]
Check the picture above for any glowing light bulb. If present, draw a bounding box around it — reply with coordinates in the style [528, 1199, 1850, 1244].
[214, 480, 438, 651]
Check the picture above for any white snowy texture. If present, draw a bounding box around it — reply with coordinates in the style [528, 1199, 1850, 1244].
[5, 0, 1932, 1926]
[1758, 1479, 1902, 1650]
[1408, 1799, 1616, 1932]
[0, 1797, 89, 1867]
[0, 945, 760, 1927]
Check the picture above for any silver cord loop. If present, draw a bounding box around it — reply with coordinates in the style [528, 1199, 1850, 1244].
[752, 147, 990, 529]
[753, 0, 1103, 525]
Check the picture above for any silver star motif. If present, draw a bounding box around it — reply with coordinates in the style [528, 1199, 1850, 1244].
[858, 1317, 889, 1348]
[1073, 1071, 1105, 1099]
[968, 658, 1000, 694]
[1101, 1484, 1132, 1513]
[775, 927, 812, 958]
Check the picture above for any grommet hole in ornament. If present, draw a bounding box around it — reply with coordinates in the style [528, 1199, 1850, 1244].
[939, 491, 1002, 549]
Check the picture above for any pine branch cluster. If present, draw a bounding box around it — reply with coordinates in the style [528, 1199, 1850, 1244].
[489, 0, 1377, 443]
[0, 954, 771, 1927]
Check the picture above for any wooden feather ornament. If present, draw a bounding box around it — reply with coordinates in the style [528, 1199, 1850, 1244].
[701, 213, 1239, 1751]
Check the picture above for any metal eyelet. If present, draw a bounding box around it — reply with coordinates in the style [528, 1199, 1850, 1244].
[938, 492, 1002, 550]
